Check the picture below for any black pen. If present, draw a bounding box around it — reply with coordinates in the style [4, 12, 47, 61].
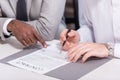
[62, 29, 71, 47]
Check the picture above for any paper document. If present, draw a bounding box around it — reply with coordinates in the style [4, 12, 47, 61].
[8, 42, 69, 74]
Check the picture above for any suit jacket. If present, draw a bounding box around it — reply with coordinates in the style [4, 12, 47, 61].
[0, 0, 66, 40]
[78, 0, 116, 43]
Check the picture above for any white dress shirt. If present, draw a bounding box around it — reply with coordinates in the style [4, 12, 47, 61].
[78, 0, 120, 58]
[3, 19, 13, 36]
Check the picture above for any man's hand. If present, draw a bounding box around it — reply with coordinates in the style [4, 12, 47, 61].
[7, 20, 46, 47]
[67, 43, 109, 63]
[60, 29, 80, 50]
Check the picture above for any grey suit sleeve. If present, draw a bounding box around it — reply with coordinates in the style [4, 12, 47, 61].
[0, 6, 12, 40]
[78, 0, 94, 42]
[0, 5, 8, 40]
[26, 0, 66, 41]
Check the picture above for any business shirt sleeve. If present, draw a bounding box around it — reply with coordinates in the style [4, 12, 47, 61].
[26, 0, 66, 41]
[113, 43, 120, 58]
[3, 19, 13, 36]
[0, 5, 13, 41]
[0, 5, 9, 40]
[77, 1, 94, 42]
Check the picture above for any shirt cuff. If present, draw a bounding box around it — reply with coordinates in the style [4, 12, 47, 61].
[114, 43, 120, 58]
[3, 19, 14, 36]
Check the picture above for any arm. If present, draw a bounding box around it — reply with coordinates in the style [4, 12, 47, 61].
[26, 0, 66, 41]
[0, 5, 9, 40]
[0, 0, 65, 46]
[60, 1, 94, 51]
[0, 2, 46, 47]
[77, 0, 94, 42]
[0, 3, 14, 40]
[0, 0, 66, 41]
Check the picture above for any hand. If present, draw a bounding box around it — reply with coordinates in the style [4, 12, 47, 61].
[67, 43, 109, 63]
[60, 29, 80, 50]
[7, 20, 46, 47]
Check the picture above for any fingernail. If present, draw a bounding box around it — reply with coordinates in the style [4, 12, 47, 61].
[44, 45, 47, 48]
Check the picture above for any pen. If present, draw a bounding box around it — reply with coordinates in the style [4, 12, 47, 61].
[59, 29, 71, 54]
[62, 29, 71, 47]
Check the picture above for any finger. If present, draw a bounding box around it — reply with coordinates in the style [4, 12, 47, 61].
[67, 45, 78, 56]
[60, 29, 68, 42]
[67, 30, 76, 38]
[21, 40, 28, 46]
[21, 33, 33, 46]
[68, 53, 76, 62]
[67, 43, 85, 56]
[33, 30, 46, 48]
[70, 47, 88, 62]
[16, 35, 28, 46]
[23, 36, 33, 46]
[73, 53, 81, 63]
[82, 52, 92, 63]
[62, 41, 70, 50]
[67, 46, 80, 62]
[72, 50, 82, 63]
[60, 34, 66, 42]
[28, 34, 37, 45]
[70, 44, 91, 62]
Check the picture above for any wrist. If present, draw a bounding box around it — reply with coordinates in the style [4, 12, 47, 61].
[7, 20, 17, 32]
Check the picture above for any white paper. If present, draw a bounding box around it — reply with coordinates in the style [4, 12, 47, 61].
[8, 42, 69, 74]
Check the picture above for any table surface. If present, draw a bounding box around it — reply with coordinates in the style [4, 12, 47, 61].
[0, 37, 120, 80]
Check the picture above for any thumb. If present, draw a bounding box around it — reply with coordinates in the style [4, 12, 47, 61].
[68, 30, 77, 39]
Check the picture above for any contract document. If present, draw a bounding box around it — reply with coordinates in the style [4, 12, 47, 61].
[8, 42, 69, 74]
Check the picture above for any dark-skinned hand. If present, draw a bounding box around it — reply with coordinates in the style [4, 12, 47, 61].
[7, 20, 46, 47]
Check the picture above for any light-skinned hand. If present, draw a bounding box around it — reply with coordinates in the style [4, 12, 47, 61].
[60, 29, 80, 50]
[67, 43, 109, 63]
